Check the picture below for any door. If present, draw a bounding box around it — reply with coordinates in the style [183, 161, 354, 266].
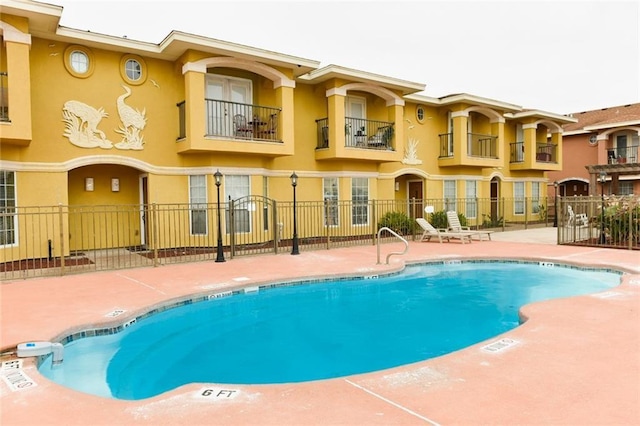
[408, 181, 423, 219]
[345, 96, 366, 145]
[490, 177, 500, 222]
[205, 74, 252, 137]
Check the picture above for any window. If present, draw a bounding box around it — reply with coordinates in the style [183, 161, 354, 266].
[465, 181, 477, 219]
[0, 171, 16, 246]
[125, 59, 142, 81]
[70, 51, 89, 74]
[351, 178, 369, 226]
[514, 182, 525, 215]
[225, 175, 250, 233]
[119, 54, 147, 85]
[444, 180, 457, 212]
[531, 182, 541, 214]
[416, 105, 426, 123]
[189, 176, 207, 235]
[63, 45, 94, 78]
[323, 178, 339, 226]
[619, 181, 633, 195]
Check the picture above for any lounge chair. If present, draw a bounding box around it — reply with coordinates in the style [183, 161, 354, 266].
[567, 205, 589, 227]
[446, 211, 493, 241]
[416, 218, 473, 244]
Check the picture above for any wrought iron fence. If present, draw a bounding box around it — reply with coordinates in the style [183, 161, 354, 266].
[557, 195, 640, 249]
[1, 197, 559, 280]
[607, 145, 639, 164]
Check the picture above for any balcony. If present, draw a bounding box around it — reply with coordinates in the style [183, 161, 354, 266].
[509, 141, 559, 171]
[176, 99, 290, 156]
[315, 117, 400, 162]
[315, 117, 394, 151]
[438, 132, 500, 168]
[607, 145, 638, 164]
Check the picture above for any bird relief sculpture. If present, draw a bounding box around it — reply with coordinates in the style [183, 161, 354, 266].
[62, 101, 114, 149]
[114, 85, 146, 150]
[402, 138, 422, 165]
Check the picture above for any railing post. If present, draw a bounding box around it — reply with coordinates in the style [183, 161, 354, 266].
[501, 198, 505, 232]
[152, 203, 159, 266]
[229, 199, 235, 258]
[58, 204, 65, 276]
[371, 199, 377, 245]
[272, 199, 278, 255]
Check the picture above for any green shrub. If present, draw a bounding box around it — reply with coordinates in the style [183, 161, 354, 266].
[429, 210, 467, 229]
[378, 211, 415, 235]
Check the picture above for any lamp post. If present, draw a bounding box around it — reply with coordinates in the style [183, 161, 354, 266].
[599, 171, 607, 244]
[290, 172, 300, 255]
[553, 181, 558, 228]
[214, 170, 225, 262]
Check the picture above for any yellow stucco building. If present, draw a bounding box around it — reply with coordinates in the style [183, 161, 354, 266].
[1, 0, 576, 266]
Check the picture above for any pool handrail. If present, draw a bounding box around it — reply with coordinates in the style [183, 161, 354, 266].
[376, 227, 409, 264]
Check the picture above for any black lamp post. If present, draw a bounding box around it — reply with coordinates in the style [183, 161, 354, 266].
[553, 181, 558, 227]
[599, 171, 607, 244]
[214, 170, 225, 262]
[290, 172, 300, 255]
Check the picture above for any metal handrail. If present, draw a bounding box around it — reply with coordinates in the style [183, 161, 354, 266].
[376, 227, 409, 265]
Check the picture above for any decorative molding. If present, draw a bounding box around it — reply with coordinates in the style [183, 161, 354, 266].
[114, 86, 146, 150]
[402, 138, 422, 165]
[62, 101, 113, 149]
[0, 21, 31, 45]
[182, 57, 295, 89]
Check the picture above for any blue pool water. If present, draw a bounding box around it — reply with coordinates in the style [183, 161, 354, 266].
[39, 261, 621, 400]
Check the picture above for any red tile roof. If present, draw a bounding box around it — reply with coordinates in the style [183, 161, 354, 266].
[563, 103, 640, 132]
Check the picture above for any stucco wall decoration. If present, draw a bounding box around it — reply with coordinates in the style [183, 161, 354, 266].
[402, 138, 422, 165]
[62, 101, 114, 149]
[114, 85, 146, 150]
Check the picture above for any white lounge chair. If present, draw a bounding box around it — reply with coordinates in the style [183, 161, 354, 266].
[416, 218, 473, 244]
[446, 211, 493, 241]
[567, 205, 589, 227]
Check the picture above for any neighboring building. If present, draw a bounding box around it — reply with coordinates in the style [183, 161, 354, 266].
[1, 0, 576, 263]
[548, 103, 640, 198]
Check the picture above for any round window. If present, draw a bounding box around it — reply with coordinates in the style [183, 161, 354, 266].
[70, 50, 89, 74]
[63, 45, 95, 78]
[416, 105, 426, 123]
[125, 59, 142, 81]
[119, 54, 147, 85]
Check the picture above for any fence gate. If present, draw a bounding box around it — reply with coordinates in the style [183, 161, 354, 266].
[228, 196, 279, 257]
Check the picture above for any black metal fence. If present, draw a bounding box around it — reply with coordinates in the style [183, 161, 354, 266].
[3, 193, 637, 280]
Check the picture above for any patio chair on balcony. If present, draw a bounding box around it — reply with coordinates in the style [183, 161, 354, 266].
[416, 218, 472, 244]
[233, 114, 253, 138]
[367, 126, 393, 148]
[260, 113, 278, 140]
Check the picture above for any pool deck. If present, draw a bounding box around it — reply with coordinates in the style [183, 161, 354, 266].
[1, 228, 639, 425]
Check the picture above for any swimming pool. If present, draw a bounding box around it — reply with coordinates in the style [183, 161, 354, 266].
[38, 260, 621, 400]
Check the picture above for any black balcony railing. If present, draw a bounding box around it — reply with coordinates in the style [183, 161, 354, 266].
[535, 143, 557, 163]
[607, 145, 639, 164]
[345, 117, 394, 150]
[510, 141, 525, 163]
[316, 118, 329, 149]
[468, 133, 497, 158]
[176, 101, 186, 140]
[315, 117, 395, 150]
[0, 72, 8, 122]
[439, 133, 453, 157]
[205, 99, 281, 142]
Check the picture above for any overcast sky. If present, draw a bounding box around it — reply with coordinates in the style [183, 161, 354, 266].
[51, 0, 639, 115]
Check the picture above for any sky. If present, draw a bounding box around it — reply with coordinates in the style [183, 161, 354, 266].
[50, 0, 639, 115]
